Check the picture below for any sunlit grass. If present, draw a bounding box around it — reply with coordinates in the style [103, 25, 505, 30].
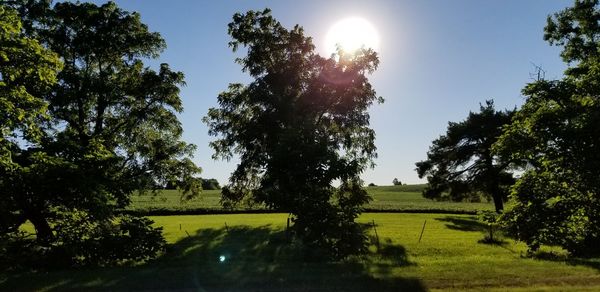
[5, 213, 600, 291]
[127, 185, 494, 214]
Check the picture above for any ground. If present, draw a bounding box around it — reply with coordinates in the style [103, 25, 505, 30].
[2, 212, 599, 291]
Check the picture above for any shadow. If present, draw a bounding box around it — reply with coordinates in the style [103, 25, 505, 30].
[437, 216, 513, 248]
[435, 215, 488, 232]
[1, 225, 426, 291]
[532, 251, 600, 272]
[477, 237, 509, 246]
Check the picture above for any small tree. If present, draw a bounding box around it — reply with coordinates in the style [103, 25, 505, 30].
[416, 100, 515, 213]
[205, 9, 381, 259]
[478, 211, 501, 244]
[392, 178, 401, 186]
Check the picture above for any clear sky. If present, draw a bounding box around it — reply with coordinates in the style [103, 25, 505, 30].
[91, 0, 570, 186]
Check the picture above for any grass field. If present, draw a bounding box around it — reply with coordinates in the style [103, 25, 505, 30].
[3, 213, 599, 291]
[127, 184, 494, 214]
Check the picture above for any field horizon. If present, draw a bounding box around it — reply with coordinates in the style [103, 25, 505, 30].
[126, 184, 495, 216]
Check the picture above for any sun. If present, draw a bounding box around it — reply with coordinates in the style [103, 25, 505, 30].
[325, 17, 380, 56]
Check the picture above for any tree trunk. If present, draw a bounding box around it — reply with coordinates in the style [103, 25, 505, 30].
[484, 154, 504, 213]
[26, 209, 54, 245]
[491, 184, 504, 213]
[493, 193, 504, 214]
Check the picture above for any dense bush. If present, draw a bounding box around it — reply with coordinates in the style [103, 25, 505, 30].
[0, 210, 165, 270]
[51, 210, 166, 267]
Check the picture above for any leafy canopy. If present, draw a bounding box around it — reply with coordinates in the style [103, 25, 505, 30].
[0, 4, 62, 234]
[205, 9, 382, 259]
[1, 0, 199, 266]
[495, 0, 600, 256]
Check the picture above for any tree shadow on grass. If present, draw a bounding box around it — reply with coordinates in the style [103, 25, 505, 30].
[435, 215, 488, 232]
[532, 251, 600, 272]
[1, 225, 425, 291]
[435, 216, 511, 247]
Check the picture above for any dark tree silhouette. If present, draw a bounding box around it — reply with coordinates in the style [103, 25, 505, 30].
[416, 100, 515, 213]
[201, 178, 221, 190]
[204, 9, 382, 259]
[495, 0, 600, 256]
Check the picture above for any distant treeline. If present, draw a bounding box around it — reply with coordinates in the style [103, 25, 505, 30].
[165, 178, 221, 190]
[367, 184, 428, 193]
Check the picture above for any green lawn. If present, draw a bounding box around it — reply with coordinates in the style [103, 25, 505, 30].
[3, 213, 599, 291]
[127, 184, 493, 214]
[365, 185, 492, 213]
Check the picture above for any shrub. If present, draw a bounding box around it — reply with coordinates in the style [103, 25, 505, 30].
[50, 209, 166, 267]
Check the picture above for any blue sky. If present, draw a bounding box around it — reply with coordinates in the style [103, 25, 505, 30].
[92, 0, 570, 186]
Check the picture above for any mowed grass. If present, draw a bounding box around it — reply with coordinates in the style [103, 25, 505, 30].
[3, 213, 599, 291]
[127, 184, 493, 214]
[365, 185, 492, 212]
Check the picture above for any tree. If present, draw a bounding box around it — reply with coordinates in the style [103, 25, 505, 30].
[416, 100, 515, 213]
[204, 9, 381, 259]
[2, 1, 200, 265]
[392, 178, 402, 186]
[495, 0, 600, 256]
[0, 4, 62, 235]
[201, 178, 221, 190]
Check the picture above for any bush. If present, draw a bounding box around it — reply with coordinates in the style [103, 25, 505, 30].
[50, 210, 166, 267]
[0, 231, 40, 271]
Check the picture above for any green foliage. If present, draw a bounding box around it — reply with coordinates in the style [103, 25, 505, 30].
[477, 210, 502, 244]
[0, 5, 61, 149]
[392, 178, 402, 186]
[416, 100, 515, 213]
[204, 9, 381, 259]
[496, 0, 600, 256]
[50, 210, 165, 267]
[0, 210, 164, 270]
[0, 4, 62, 238]
[1, 1, 199, 265]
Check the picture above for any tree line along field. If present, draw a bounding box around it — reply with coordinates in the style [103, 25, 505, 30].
[127, 184, 494, 215]
[5, 213, 600, 291]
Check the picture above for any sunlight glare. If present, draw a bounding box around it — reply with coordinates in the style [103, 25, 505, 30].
[325, 17, 380, 56]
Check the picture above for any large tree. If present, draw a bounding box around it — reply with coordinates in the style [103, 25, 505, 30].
[416, 101, 515, 213]
[2, 1, 200, 264]
[204, 9, 381, 259]
[0, 4, 62, 234]
[495, 0, 600, 256]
